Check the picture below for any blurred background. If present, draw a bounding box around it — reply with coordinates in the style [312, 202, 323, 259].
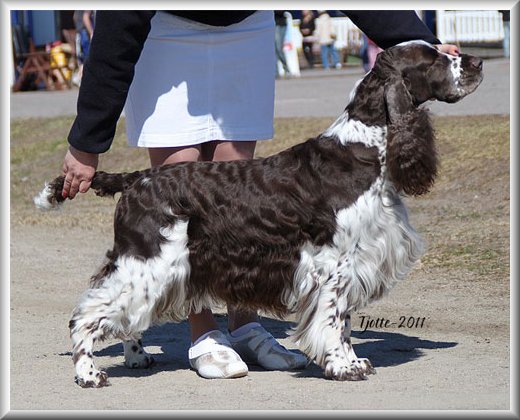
[9, 10, 510, 91]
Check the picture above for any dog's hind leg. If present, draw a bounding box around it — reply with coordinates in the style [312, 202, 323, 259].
[69, 279, 159, 388]
[70, 329, 108, 388]
[69, 266, 158, 388]
[123, 339, 155, 369]
[69, 220, 191, 388]
[342, 313, 376, 375]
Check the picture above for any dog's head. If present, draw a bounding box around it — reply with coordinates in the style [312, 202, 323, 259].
[330, 40, 483, 196]
[372, 41, 483, 196]
[374, 40, 483, 108]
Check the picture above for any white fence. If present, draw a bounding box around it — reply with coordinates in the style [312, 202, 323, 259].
[331, 18, 364, 51]
[436, 10, 504, 44]
[291, 11, 505, 53]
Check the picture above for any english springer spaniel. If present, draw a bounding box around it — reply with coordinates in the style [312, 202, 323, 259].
[35, 41, 483, 387]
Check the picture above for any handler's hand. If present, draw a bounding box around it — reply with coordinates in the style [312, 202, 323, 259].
[435, 44, 460, 56]
[62, 146, 99, 199]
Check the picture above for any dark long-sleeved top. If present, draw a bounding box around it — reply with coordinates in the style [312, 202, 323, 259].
[68, 10, 441, 154]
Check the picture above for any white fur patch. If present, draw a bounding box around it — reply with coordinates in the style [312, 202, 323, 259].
[70, 218, 191, 385]
[323, 111, 387, 148]
[33, 183, 61, 211]
[448, 55, 463, 93]
[395, 39, 432, 49]
[123, 340, 154, 368]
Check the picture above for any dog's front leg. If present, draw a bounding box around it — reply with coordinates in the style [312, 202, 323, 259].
[321, 317, 368, 381]
[292, 274, 368, 381]
[342, 313, 376, 375]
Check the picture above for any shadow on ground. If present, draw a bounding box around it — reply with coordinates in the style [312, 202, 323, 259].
[60, 314, 457, 381]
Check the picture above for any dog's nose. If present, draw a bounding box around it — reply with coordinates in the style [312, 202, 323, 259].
[469, 56, 483, 70]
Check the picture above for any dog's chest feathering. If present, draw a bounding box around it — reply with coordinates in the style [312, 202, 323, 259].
[290, 179, 423, 314]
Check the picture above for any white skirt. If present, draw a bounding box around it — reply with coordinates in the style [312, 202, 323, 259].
[125, 11, 276, 148]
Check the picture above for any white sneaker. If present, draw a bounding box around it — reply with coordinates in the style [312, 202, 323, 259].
[228, 323, 308, 371]
[188, 330, 248, 379]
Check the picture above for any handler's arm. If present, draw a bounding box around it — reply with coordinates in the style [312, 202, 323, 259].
[63, 11, 155, 199]
[339, 10, 441, 48]
[68, 10, 156, 154]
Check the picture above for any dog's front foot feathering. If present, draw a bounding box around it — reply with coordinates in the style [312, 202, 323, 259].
[321, 340, 375, 380]
[74, 364, 110, 388]
[323, 358, 369, 381]
[352, 358, 376, 375]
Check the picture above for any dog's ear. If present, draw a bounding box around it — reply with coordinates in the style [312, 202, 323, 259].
[384, 77, 438, 196]
[384, 77, 415, 124]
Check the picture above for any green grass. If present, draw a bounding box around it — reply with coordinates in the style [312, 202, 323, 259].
[10, 114, 510, 281]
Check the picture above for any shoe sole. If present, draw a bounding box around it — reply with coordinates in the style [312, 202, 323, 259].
[191, 366, 248, 379]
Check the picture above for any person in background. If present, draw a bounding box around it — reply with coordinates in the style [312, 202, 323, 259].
[360, 33, 369, 72]
[72, 10, 95, 86]
[274, 10, 291, 77]
[60, 10, 459, 380]
[299, 10, 316, 69]
[315, 10, 341, 70]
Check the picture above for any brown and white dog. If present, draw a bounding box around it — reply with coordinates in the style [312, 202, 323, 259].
[35, 41, 483, 387]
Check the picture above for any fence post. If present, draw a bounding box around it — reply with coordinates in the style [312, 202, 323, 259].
[436, 10, 447, 42]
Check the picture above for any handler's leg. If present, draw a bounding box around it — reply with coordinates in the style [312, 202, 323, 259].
[149, 144, 221, 342]
[149, 144, 247, 378]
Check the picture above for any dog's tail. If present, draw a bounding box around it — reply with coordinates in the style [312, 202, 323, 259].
[33, 170, 143, 211]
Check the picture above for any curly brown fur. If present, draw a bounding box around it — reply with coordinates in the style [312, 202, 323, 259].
[386, 108, 437, 196]
[381, 75, 437, 195]
[47, 176, 67, 204]
[91, 138, 380, 314]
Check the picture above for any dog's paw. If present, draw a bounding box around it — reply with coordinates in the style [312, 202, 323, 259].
[324, 362, 368, 381]
[123, 340, 155, 369]
[353, 358, 376, 375]
[74, 370, 110, 388]
[124, 352, 155, 369]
